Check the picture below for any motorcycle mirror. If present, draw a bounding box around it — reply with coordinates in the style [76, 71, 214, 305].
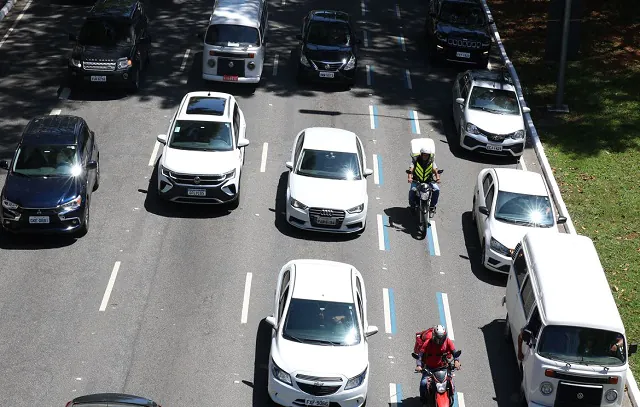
[453, 350, 461, 358]
[437, 169, 444, 174]
[411, 352, 419, 360]
[405, 169, 411, 174]
[478, 206, 489, 216]
[522, 329, 532, 344]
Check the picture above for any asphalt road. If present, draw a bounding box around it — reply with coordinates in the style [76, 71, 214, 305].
[0, 0, 571, 406]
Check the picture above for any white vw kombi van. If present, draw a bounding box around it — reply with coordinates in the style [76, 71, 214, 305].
[503, 231, 637, 406]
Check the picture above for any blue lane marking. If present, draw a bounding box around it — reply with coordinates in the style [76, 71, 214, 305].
[396, 383, 404, 406]
[427, 224, 436, 255]
[388, 287, 397, 334]
[404, 69, 411, 89]
[373, 105, 379, 129]
[409, 111, 418, 134]
[436, 292, 446, 328]
[382, 214, 390, 251]
[376, 154, 384, 185]
[453, 393, 459, 407]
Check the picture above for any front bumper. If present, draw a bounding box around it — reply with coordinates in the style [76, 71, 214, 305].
[157, 170, 239, 204]
[460, 130, 525, 157]
[68, 65, 136, 87]
[433, 41, 490, 64]
[286, 203, 366, 233]
[1, 205, 86, 234]
[298, 63, 356, 83]
[483, 244, 512, 273]
[202, 56, 263, 83]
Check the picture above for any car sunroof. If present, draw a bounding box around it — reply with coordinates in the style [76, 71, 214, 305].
[186, 97, 227, 116]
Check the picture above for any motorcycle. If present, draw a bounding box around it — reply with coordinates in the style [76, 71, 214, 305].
[412, 349, 461, 407]
[408, 169, 444, 238]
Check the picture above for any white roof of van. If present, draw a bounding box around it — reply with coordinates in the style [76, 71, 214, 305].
[524, 231, 625, 334]
[209, 0, 262, 28]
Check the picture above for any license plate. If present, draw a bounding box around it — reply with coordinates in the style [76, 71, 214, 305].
[90, 76, 107, 82]
[305, 399, 329, 407]
[223, 75, 239, 81]
[319, 72, 335, 78]
[187, 189, 206, 196]
[29, 216, 50, 224]
[486, 144, 503, 152]
[456, 52, 471, 59]
[315, 216, 337, 225]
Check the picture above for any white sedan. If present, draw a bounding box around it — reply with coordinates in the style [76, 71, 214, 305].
[285, 127, 373, 233]
[472, 168, 567, 273]
[266, 259, 378, 407]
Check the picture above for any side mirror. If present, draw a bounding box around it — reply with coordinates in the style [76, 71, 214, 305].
[363, 168, 373, 177]
[68, 32, 77, 42]
[456, 97, 465, 105]
[285, 161, 293, 170]
[522, 106, 531, 114]
[295, 34, 302, 41]
[478, 206, 489, 216]
[453, 350, 462, 358]
[365, 325, 379, 337]
[522, 329, 532, 345]
[265, 316, 276, 329]
[86, 161, 98, 170]
[629, 343, 638, 355]
[557, 216, 567, 224]
[237, 139, 250, 148]
[0, 160, 9, 170]
[157, 134, 168, 144]
[437, 169, 444, 174]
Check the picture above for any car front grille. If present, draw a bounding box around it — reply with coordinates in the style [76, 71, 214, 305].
[311, 60, 344, 71]
[296, 382, 342, 396]
[478, 128, 511, 142]
[217, 57, 246, 76]
[83, 60, 116, 71]
[308, 207, 346, 229]
[296, 374, 343, 383]
[447, 38, 482, 49]
[554, 381, 602, 406]
[167, 171, 227, 186]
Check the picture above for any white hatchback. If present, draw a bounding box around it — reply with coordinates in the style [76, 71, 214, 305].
[285, 127, 373, 233]
[472, 168, 567, 273]
[266, 259, 378, 407]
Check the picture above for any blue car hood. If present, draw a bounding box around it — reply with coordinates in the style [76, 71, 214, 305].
[3, 174, 83, 208]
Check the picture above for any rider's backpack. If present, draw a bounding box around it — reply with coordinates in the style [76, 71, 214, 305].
[413, 327, 434, 355]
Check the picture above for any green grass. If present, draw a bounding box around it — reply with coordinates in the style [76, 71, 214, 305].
[488, 0, 640, 376]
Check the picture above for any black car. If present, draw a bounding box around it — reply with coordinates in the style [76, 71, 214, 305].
[425, 0, 493, 67]
[0, 115, 100, 237]
[67, 0, 152, 92]
[296, 10, 361, 86]
[66, 393, 161, 407]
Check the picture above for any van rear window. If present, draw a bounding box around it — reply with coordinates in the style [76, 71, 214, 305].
[205, 24, 259, 46]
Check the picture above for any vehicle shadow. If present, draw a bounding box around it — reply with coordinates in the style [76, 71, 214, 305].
[400, 395, 423, 407]
[384, 206, 421, 239]
[0, 233, 77, 250]
[460, 211, 508, 287]
[481, 318, 525, 407]
[140, 160, 233, 219]
[247, 318, 276, 407]
[271, 171, 360, 242]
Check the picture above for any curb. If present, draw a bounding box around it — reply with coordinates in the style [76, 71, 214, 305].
[0, 0, 17, 22]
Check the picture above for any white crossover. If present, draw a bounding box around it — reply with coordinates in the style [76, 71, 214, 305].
[453, 69, 531, 157]
[285, 127, 373, 233]
[265, 259, 379, 407]
[155, 91, 249, 208]
[472, 168, 567, 273]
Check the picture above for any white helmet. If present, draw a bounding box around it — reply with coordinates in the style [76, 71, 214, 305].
[420, 145, 434, 155]
[433, 324, 447, 345]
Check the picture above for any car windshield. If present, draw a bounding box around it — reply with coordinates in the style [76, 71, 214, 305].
[169, 120, 233, 152]
[296, 149, 361, 180]
[468, 86, 520, 115]
[283, 299, 361, 346]
[205, 24, 260, 46]
[494, 191, 554, 227]
[12, 145, 80, 177]
[306, 22, 351, 46]
[538, 326, 626, 366]
[78, 18, 133, 46]
[439, 2, 486, 26]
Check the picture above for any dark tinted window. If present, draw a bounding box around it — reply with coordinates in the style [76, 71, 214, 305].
[186, 97, 227, 116]
[169, 120, 233, 152]
[306, 22, 351, 46]
[296, 149, 361, 180]
[439, 1, 485, 26]
[538, 326, 626, 366]
[283, 299, 361, 346]
[205, 24, 259, 46]
[469, 87, 520, 115]
[520, 276, 536, 317]
[513, 249, 528, 288]
[79, 18, 134, 45]
[485, 184, 495, 211]
[12, 145, 80, 176]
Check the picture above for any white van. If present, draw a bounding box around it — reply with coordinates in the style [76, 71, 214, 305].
[503, 231, 637, 407]
[201, 0, 268, 83]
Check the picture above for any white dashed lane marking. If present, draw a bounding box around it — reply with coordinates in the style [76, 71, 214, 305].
[99, 262, 122, 312]
[241, 272, 253, 324]
[148, 140, 161, 166]
[260, 142, 269, 173]
[0, 0, 33, 49]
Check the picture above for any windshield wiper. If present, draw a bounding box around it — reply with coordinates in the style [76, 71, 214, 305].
[304, 338, 340, 346]
[283, 333, 306, 343]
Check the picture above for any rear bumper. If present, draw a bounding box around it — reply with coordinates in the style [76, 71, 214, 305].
[68, 66, 136, 87]
[202, 73, 261, 84]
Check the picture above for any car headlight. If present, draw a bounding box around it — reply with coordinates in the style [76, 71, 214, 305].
[271, 359, 292, 385]
[490, 237, 511, 256]
[511, 130, 525, 140]
[70, 58, 82, 68]
[436, 32, 446, 41]
[300, 53, 311, 67]
[247, 61, 256, 70]
[2, 198, 19, 210]
[207, 58, 216, 67]
[344, 55, 356, 70]
[60, 195, 82, 212]
[605, 389, 618, 402]
[466, 123, 479, 134]
[117, 57, 132, 70]
[344, 367, 367, 390]
[347, 203, 364, 214]
[160, 165, 171, 178]
[289, 197, 308, 210]
[223, 169, 237, 180]
[540, 381, 554, 395]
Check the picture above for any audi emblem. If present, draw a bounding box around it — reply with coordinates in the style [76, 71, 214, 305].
[325, 64, 330, 70]
[321, 209, 332, 217]
[193, 177, 201, 185]
[229, 61, 234, 68]
[576, 393, 584, 400]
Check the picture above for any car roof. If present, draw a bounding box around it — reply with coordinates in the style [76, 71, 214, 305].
[493, 168, 548, 196]
[523, 232, 625, 334]
[301, 127, 358, 153]
[71, 392, 158, 407]
[291, 260, 355, 303]
[176, 91, 233, 122]
[89, 0, 138, 19]
[21, 115, 84, 145]
[308, 10, 351, 23]
[209, 0, 263, 29]
[468, 69, 516, 92]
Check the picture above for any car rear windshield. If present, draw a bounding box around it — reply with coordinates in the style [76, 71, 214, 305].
[306, 22, 351, 46]
[468, 87, 520, 115]
[169, 120, 233, 152]
[78, 18, 134, 46]
[494, 191, 554, 227]
[205, 24, 260, 46]
[12, 145, 80, 177]
[283, 299, 361, 346]
[296, 149, 361, 180]
[438, 2, 486, 26]
[538, 325, 626, 366]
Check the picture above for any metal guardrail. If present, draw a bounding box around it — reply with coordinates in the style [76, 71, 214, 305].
[478, 0, 639, 404]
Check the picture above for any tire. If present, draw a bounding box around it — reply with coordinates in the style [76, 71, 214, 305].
[228, 181, 241, 210]
[75, 196, 90, 238]
[471, 196, 476, 222]
[129, 68, 140, 93]
[504, 314, 511, 343]
[93, 156, 100, 191]
[481, 239, 487, 267]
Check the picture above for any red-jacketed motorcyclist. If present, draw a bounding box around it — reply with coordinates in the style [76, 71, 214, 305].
[416, 325, 460, 405]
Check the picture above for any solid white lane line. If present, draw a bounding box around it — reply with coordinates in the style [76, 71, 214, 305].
[431, 220, 440, 256]
[395, 4, 401, 18]
[458, 393, 466, 407]
[411, 110, 421, 134]
[179, 49, 190, 72]
[369, 105, 376, 129]
[383, 288, 392, 334]
[405, 69, 412, 89]
[241, 272, 253, 324]
[377, 214, 385, 250]
[441, 292, 455, 340]
[363, 30, 369, 47]
[148, 141, 161, 166]
[389, 383, 398, 403]
[373, 154, 380, 185]
[399, 35, 406, 52]
[99, 262, 121, 312]
[260, 142, 268, 172]
[273, 53, 279, 76]
[366, 65, 372, 86]
[520, 156, 528, 171]
[0, 0, 33, 49]
[49, 109, 61, 115]
[58, 87, 71, 101]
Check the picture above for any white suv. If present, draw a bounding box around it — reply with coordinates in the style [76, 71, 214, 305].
[452, 69, 531, 157]
[156, 91, 249, 208]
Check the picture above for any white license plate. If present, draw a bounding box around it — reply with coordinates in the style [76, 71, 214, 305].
[456, 52, 471, 58]
[187, 189, 206, 196]
[29, 216, 50, 224]
[90, 76, 107, 82]
[319, 72, 335, 78]
[315, 216, 337, 225]
[305, 399, 329, 407]
[486, 144, 503, 152]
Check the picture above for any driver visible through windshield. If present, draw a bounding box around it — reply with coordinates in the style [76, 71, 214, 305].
[468, 87, 520, 115]
[169, 120, 233, 152]
[296, 149, 361, 180]
[538, 325, 626, 366]
[283, 299, 361, 346]
[306, 22, 351, 46]
[78, 19, 134, 46]
[12, 145, 80, 177]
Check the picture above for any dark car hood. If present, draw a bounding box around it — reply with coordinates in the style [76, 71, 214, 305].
[303, 43, 352, 62]
[3, 174, 83, 208]
[72, 43, 131, 61]
[436, 22, 490, 40]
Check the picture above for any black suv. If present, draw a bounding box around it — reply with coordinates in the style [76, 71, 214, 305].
[425, 0, 493, 67]
[67, 0, 151, 92]
[0, 116, 100, 237]
[296, 10, 360, 86]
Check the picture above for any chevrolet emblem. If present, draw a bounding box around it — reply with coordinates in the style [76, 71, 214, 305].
[229, 61, 234, 68]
